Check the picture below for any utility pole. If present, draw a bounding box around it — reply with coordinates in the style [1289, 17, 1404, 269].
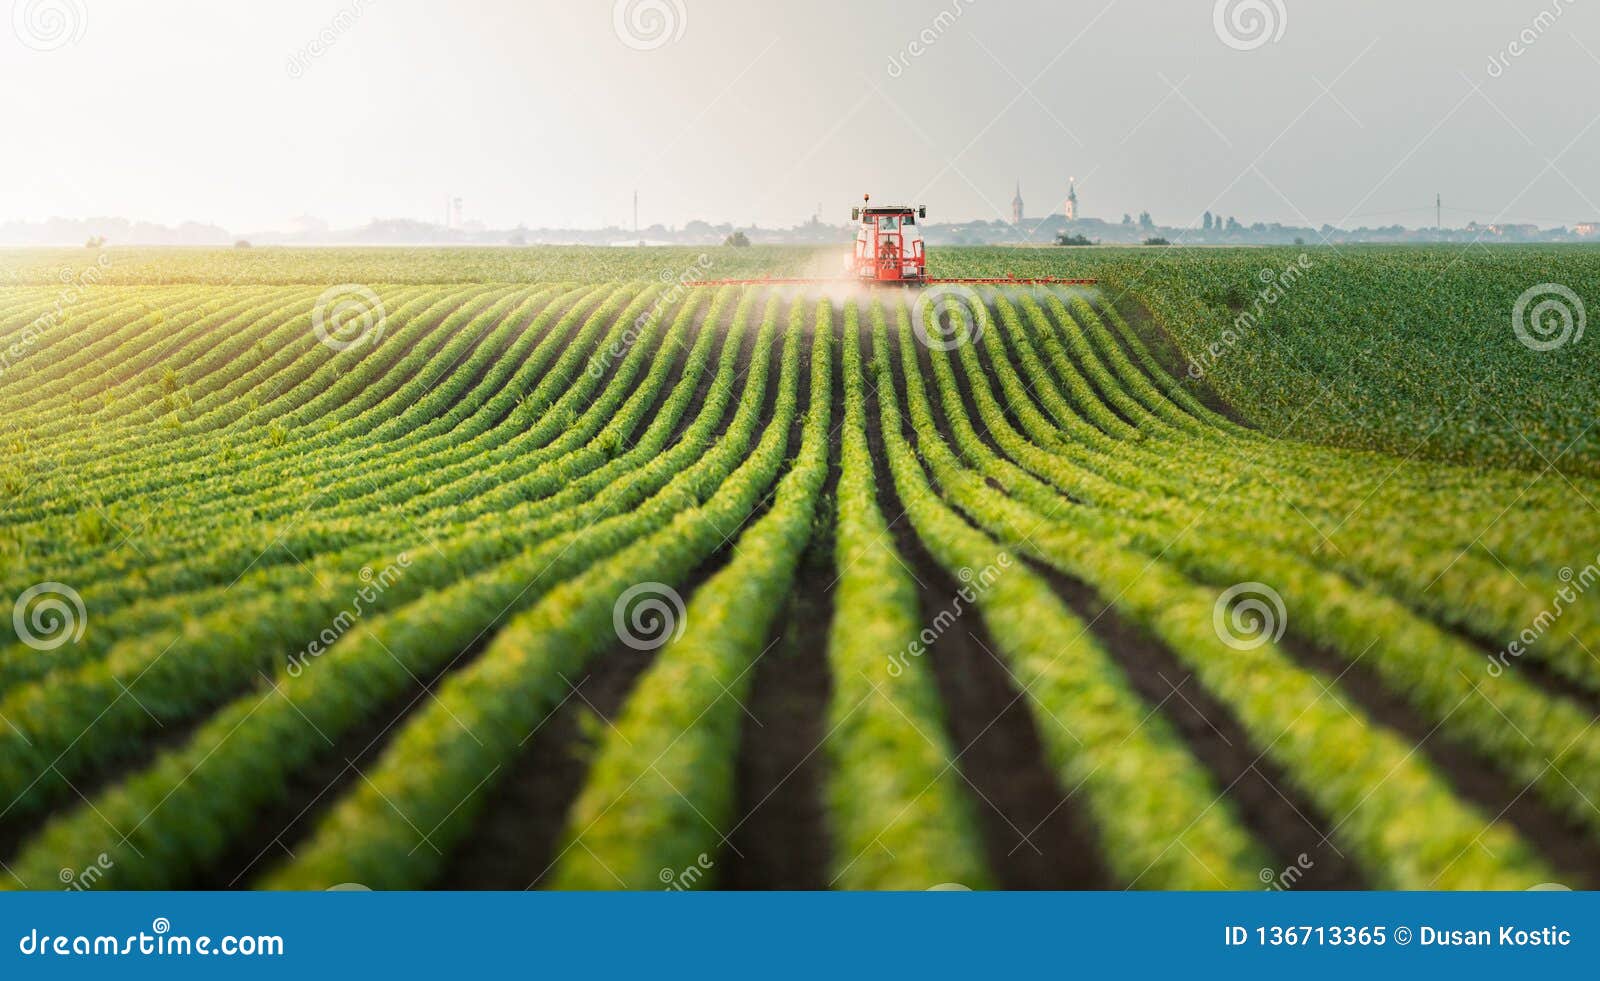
[633, 190, 639, 237]
[1436, 193, 1441, 231]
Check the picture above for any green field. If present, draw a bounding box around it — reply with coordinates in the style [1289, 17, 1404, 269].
[0, 246, 1596, 891]
[932, 245, 1600, 473]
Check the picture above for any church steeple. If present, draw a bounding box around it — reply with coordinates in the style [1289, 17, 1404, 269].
[1064, 178, 1078, 221]
[1011, 180, 1024, 224]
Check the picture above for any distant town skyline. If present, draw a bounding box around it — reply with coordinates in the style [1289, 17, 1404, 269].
[3, 191, 1592, 249]
[5, 175, 1598, 243]
[3, 1, 1598, 233]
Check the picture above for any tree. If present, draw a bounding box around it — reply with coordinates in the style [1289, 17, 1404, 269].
[1056, 232, 1093, 246]
[723, 230, 751, 248]
[1143, 237, 1170, 246]
[234, 240, 252, 249]
[1121, 213, 1133, 225]
[1138, 211, 1153, 230]
[1202, 211, 1214, 231]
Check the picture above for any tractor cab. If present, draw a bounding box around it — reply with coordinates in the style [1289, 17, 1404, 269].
[848, 196, 927, 283]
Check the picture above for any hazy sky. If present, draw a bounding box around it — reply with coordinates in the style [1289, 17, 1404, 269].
[3, 0, 1598, 231]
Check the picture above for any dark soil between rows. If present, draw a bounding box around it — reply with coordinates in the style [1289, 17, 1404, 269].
[877, 317, 1114, 889]
[1272, 628, 1600, 888]
[718, 537, 836, 888]
[1029, 560, 1367, 889]
[719, 309, 844, 889]
[908, 293, 1362, 888]
[438, 291, 791, 889]
[1081, 290, 1253, 427]
[203, 291, 712, 889]
[435, 636, 662, 890]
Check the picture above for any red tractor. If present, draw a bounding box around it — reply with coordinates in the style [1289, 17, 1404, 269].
[683, 194, 1095, 289]
[848, 195, 927, 284]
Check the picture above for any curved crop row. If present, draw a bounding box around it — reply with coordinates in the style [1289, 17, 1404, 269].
[871, 301, 1268, 889]
[898, 296, 1553, 888]
[820, 301, 991, 891]
[551, 298, 833, 889]
[262, 295, 805, 889]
